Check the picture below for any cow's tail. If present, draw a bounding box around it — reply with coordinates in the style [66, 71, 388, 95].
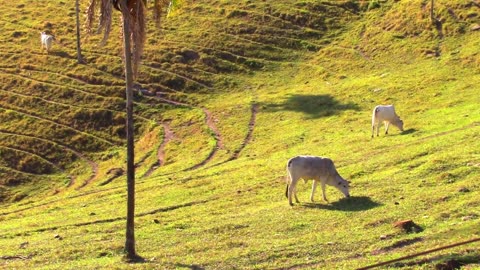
[285, 159, 293, 198]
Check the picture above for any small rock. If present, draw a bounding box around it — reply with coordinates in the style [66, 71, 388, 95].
[394, 201, 400, 205]
[153, 219, 160, 224]
[471, 24, 480, 31]
[54, 234, 63, 240]
[89, 212, 96, 216]
[462, 215, 477, 221]
[19, 242, 29, 249]
[380, 235, 388, 240]
[327, 242, 334, 245]
[458, 187, 470, 193]
[393, 220, 423, 233]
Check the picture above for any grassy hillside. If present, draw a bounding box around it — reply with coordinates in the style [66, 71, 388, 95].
[0, 0, 479, 269]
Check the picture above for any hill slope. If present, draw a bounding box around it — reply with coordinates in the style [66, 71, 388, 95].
[0, 0, 479, 269]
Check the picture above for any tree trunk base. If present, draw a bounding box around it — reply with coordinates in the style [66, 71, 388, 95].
[123, 253, 145, 263]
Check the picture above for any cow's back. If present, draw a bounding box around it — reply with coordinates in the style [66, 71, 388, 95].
[287, 155, 335, 180]
[374, 105, 397, 121]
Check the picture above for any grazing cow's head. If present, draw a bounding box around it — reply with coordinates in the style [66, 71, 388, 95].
[335, 176, 350, 198]
[393, 118, 404, 131]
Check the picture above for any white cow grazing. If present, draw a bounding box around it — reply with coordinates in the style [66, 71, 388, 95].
[40, 32, 54, 53]
[286, 155, 350, 206]
[371, 104, 404, 138]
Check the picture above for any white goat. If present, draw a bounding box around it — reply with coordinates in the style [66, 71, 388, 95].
[40, 32, 54, 53]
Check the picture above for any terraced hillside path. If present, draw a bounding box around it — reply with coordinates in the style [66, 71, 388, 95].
[143, 122, 174, 178]
[228, 103, 259, 161]
[0, 130, 99, 189]
[151, 95, 224, 172]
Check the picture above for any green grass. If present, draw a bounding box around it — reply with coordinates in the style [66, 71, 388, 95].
[1, 0, 480, 269]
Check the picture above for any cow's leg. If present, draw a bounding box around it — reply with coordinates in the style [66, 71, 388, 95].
[371, 123, 375, 138]
[321, 182, 328, 202]
[287, 175, 298, 206]
[287, 184, 294, 206]
[293, 186, 300, 203]
[385, 122, 390, 135]
[310, 180, 318, 202]
[376, 121, 380, 137]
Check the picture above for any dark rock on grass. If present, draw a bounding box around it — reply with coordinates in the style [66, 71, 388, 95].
[435, 259, 461, 270]
[394, 219, 423, 233]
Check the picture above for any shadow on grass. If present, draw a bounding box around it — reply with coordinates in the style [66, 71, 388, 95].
[259, 94, 359, 118]
[50, 51, 73, 59]
[175, 263, 205, 270]
[123, 253, 147, 264]
[392, 252, 480, 269]
[302, 196, 381, 211]
[401, 128, 417, 135]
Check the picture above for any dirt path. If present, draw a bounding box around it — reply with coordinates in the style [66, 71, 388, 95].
[74, 158, 99, 189]
[143, 122, 174, 178]
[151, 95, 224, 171]
[228, 103, 259, 161]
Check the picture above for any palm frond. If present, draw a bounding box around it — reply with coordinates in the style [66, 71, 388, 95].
[85, 0, 97, 34]
[87, 0, 176, 78]
[97, 0, 113, 45]
[131, 0, 146, 77]
[85, 0, 113, 45]
[153, 0, 171, 26]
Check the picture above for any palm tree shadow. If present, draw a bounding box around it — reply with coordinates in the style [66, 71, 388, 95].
[260, 94, 359, 119]
[303, 196, 382, 211]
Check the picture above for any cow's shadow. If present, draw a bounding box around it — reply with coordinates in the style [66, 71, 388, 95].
[302, 196, 381, 211]
[401, 128, 417, 135]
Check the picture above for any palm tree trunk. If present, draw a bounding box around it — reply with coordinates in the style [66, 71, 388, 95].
[122, 7, 136, 259]
[75, 0, 83, 63]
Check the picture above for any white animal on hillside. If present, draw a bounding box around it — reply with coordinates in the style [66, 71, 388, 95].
[286, 155, 350, 206]
[371, 104, 404, 137]
[40, 32, 54, 53]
